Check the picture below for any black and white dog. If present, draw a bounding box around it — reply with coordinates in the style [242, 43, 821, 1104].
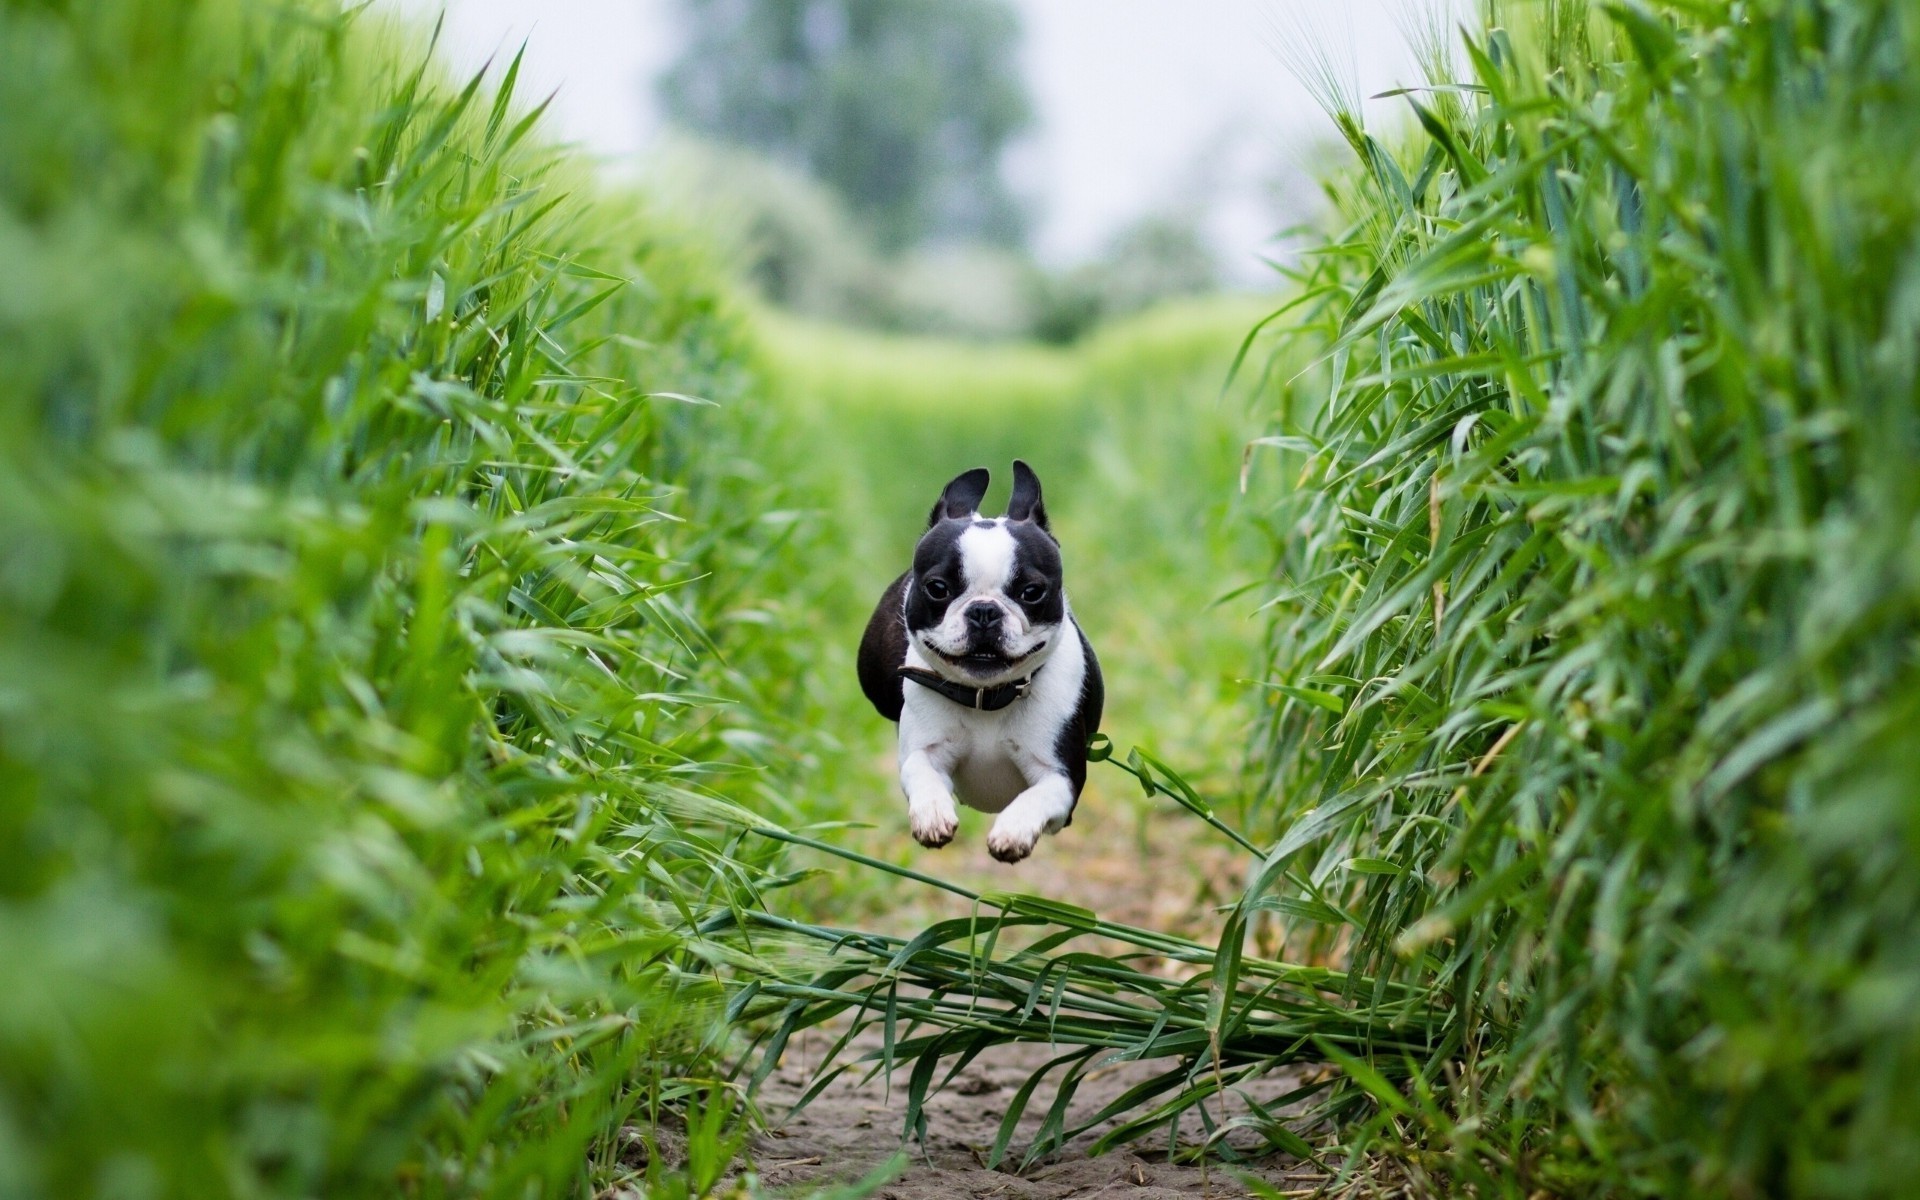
[858, 462, 1103, 863]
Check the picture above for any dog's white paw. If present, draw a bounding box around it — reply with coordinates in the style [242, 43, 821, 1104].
[986, 811, 1045, 863]
[909, 797, 960, 848]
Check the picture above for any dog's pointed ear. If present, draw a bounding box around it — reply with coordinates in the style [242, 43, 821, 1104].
[928, 467, 991, 526]
[1006, 459, 1049, 531]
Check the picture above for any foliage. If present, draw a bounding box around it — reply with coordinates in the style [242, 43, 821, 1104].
[1243, 0, 1920, 1194]
[1029, 211, 1225, 345]
[21, 0, 1915, 1194]
[654, 138, 1043, 340]
[652, 138, 897, 326]
[0, 1, 821, 1195]
[659, 138, 1228, 345]
[659, 0, 1033, 252]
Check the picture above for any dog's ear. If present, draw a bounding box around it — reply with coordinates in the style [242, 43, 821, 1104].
[1006, 459, 1049, 531]
[928, 467, 991, 526]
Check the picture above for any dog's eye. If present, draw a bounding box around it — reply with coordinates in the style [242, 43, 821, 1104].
[923, 578, 951, 601]
[1018, 583, 1048, 605]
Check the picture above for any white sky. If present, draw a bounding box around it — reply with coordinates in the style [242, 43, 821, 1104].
[385, 1, 1426, 280]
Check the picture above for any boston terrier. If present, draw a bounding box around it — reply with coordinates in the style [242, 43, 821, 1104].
[857, 461, 1103, 863]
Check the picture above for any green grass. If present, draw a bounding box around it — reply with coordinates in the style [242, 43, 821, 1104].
[0, 2, 826, 1195]
[15, 0, 1914, 1196]
[1237, 0, 1920, 1193]
[736, 3, 1920, 1196]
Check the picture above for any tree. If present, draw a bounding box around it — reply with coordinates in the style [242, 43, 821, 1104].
[1028, 211, 1222, 344]
[659, 0, 1033, 252]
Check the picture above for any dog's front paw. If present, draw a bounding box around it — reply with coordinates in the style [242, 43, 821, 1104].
[909, 799, 960, 848]
[985, 812, 1044, 863]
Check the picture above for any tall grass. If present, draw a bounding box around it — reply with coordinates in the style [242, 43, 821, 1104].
[0, 2, 819, 1195]
[753, 4, 1920, 1195]
[18, 0, 1913, 1195]
[1242, 0, 1920, 1193]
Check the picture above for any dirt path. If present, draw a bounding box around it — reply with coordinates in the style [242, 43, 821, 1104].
[749, 1029, 1327, 1199]
[737, 780, 1336, 1198]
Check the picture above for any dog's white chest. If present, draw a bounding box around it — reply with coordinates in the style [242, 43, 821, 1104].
[946, 727, 1031, 813]
[898, 702, 1037, 814]
[896, 616, 1087, 816]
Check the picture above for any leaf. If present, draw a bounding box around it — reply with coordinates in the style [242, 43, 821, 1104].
[1343, 857, 1406, 877]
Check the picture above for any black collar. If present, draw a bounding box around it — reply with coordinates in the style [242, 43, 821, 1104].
[897, 664, 1039, 712]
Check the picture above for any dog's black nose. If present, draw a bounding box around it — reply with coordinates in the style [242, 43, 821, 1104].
[964, 602, 1003, 629]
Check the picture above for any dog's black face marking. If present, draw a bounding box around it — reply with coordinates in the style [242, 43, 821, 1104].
[905, 518, 968, 641]
[1006, 519, 1064, 628]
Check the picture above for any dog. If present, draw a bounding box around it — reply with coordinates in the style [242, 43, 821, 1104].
[857, 461, 1103, 863]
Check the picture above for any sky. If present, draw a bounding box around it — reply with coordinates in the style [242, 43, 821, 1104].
[384, 1, 1429, 281]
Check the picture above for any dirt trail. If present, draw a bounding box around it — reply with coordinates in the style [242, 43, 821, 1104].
[750, 1030, 1325, 1199]
[745, 783, 1331, 1198]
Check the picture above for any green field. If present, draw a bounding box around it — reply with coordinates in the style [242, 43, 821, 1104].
[4, 0, 1918, 1197]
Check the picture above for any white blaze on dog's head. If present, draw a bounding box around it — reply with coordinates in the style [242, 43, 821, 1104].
[904, 462, 1067, 683]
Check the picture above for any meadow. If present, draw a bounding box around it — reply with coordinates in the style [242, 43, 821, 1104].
[4, 0, 1917, 1198]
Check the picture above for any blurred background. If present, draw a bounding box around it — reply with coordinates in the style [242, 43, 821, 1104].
[387, 0, 1422, 341]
